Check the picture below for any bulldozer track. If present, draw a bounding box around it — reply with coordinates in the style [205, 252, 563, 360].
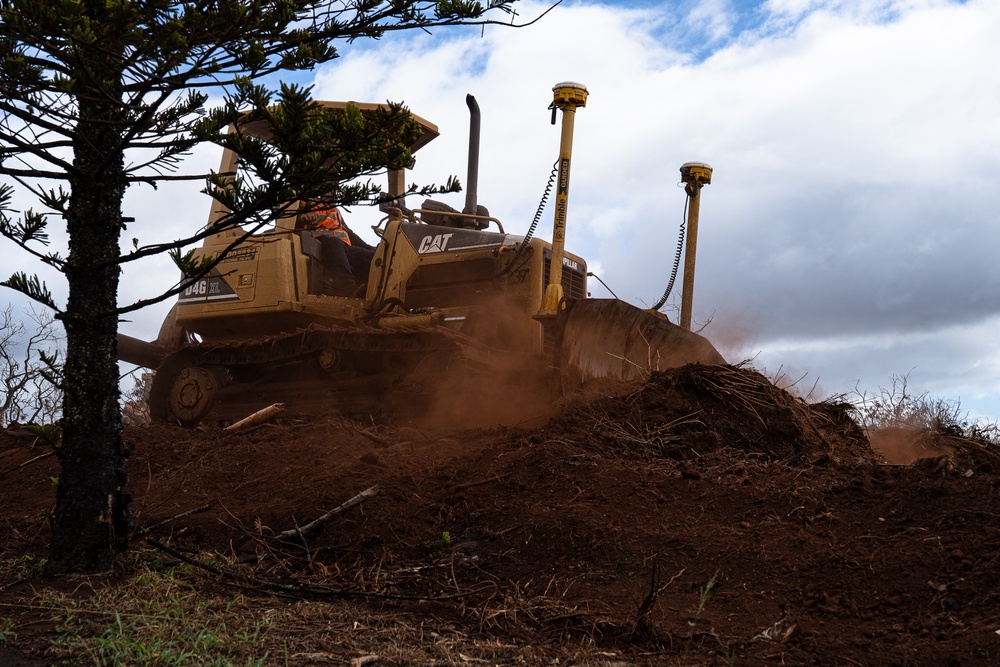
[148, 325, 501, 427]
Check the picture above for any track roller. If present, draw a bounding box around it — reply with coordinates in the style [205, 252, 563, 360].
[168, 366, 224, 426]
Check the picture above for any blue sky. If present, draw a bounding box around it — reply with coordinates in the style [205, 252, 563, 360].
[3, 0, 998, 422]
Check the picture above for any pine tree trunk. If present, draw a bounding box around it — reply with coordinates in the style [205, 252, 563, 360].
[46, 67, 131, 573]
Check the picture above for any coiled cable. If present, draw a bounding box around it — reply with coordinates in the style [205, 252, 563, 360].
[498, 158, 559, 278]
[651, 191, 689, 311]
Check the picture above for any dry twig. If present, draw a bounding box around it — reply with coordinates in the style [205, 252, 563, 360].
[145, 537, 495, 602]
[630, 563, 685, 641]
[135, 504, 211, 538]
[0, 448, 55, 477]
[224, 403, 286, 431]
[274, 484, 379, 543]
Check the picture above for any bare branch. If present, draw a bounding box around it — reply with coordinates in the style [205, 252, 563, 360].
[0, 304, 64, 426]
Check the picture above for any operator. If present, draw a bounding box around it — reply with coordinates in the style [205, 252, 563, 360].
[297, 199, 376, 297]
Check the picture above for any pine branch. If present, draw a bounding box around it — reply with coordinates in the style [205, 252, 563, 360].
[0, 273, 59, 312]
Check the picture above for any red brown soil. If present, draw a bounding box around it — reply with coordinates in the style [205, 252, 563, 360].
[3, 364, 1000, 665]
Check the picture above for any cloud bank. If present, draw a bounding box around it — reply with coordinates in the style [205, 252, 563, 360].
[305, 0, 1000, 415]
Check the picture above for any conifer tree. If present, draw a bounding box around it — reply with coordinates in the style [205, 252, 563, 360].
[0, 0, 523, 573]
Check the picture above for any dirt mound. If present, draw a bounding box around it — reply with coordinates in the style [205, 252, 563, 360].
[4, 364, 1000, 665]
[550, 364, 873, 463]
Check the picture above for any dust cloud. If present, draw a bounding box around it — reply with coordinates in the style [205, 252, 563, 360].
[417, 296, 562, 429]
[419, 351, 560, 430]
[692, 311, 829, 401]
[701, 309, 761, 364]
[868, 426, 955, 464]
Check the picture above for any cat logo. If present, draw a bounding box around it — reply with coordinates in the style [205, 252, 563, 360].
[417, 233, 454, 254]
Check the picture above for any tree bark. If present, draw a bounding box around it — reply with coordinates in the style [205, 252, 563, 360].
[46, 52, 131, 573]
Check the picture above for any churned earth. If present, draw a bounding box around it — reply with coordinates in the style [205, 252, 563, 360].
[2, 363, 999, 665]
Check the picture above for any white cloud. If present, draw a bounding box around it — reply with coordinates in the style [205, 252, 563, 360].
[684, 0, 739, 44]
[313, 0, 1000, 415]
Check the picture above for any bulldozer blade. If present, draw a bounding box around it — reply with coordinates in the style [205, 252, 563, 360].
[118, 333, 166, 369]
[557, 298, 725, 384]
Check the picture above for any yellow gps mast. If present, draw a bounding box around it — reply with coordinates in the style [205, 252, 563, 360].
[679, 162, 712, 331]
[539, 81, 588, 317]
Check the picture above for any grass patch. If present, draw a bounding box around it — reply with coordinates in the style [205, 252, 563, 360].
[0, 552, 46, 584]
[40, 565, 275, 666]
[1, 546, 679, 666]
[0, 616, 15, 644]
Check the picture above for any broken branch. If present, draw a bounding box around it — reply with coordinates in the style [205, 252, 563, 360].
[224, 403, 285, 431]
[136, 504, 212, 538]
[275, 484, 379, 543]
[0, 449, 56, 477]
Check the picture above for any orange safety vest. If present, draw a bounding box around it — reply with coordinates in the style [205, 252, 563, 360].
[300, 204, 351, 245]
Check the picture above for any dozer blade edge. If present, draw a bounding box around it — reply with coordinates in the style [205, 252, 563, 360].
[556, 298, 725, 385]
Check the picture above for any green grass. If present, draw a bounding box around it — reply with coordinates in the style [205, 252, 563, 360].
[0, 553, 46, 584]
[0, 616, 16, 644]
[690, 572, 718, 624]
[42, 566, 274, 666]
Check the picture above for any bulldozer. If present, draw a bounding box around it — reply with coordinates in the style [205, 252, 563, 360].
[118, 83, 724, 427]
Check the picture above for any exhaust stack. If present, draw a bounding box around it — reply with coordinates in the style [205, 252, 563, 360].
[463, 94, 480, 216]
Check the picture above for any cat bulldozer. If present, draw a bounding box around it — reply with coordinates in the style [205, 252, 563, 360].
[118, 83, 724, 426]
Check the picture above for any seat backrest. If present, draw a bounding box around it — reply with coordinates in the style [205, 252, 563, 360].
[298, 231, 325, 294]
